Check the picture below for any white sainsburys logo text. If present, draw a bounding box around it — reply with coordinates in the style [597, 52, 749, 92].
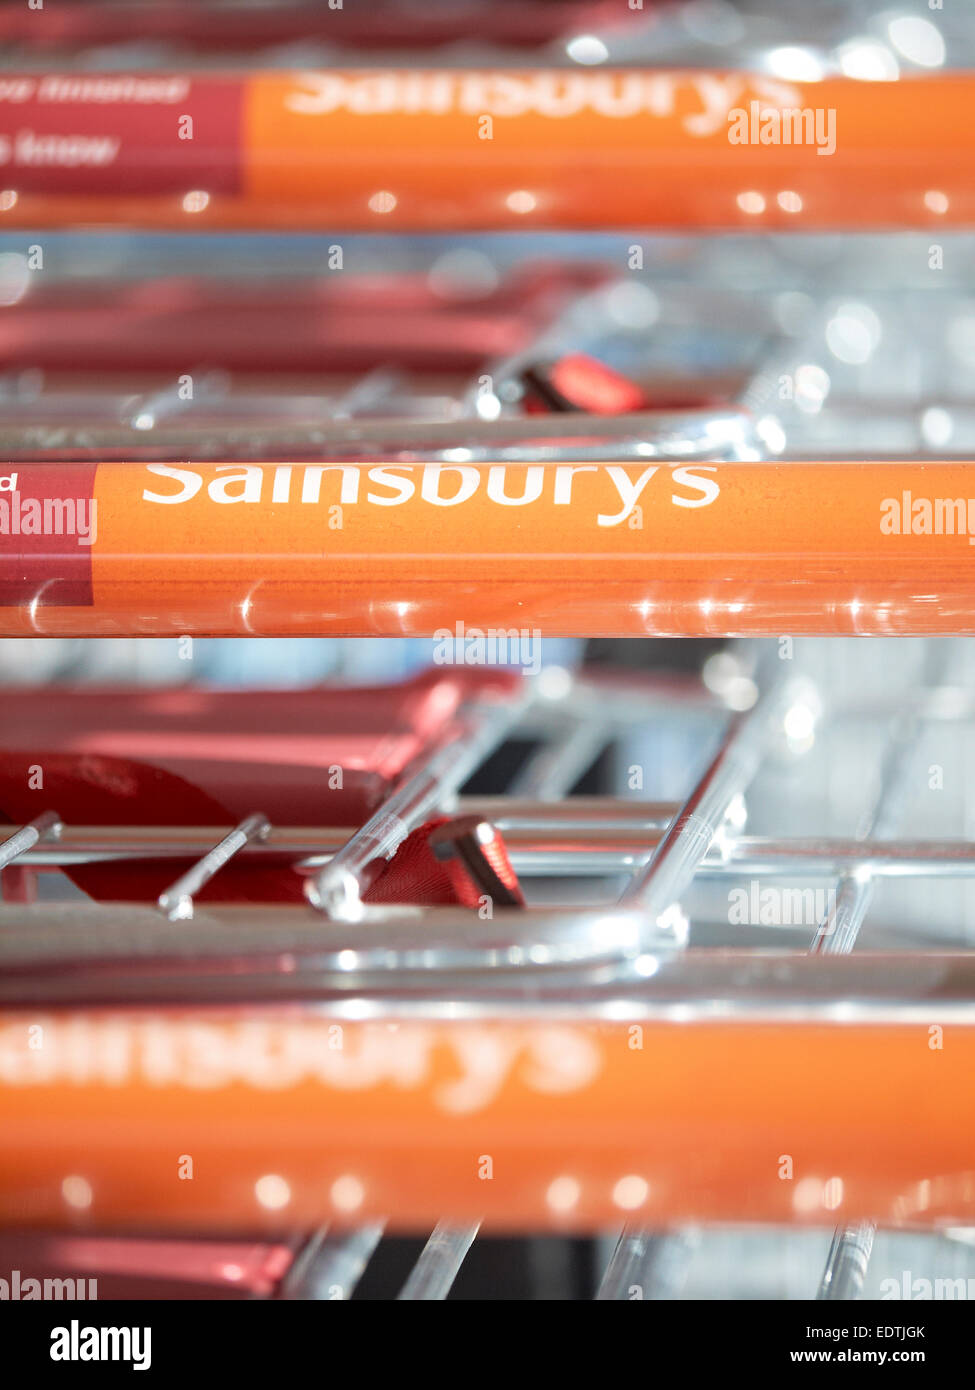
[0, 1019, 602, 1116]
[283, 71, 803, 134]
[140, 462, 720, 528]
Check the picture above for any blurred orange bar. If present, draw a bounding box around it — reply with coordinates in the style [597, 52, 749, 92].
[0, 70, 972, 229]
[1, 1010, 972, 1233]
[4, 460, 975, 636]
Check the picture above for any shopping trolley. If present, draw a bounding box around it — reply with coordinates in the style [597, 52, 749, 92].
[1, 642, 975, 1299]
[2, 0, 975, 1307]
[3, 246, 975, 636]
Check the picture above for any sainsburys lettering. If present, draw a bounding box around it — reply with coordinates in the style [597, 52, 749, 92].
[283, 70, 801, 135]
[141, 462, 721, 528]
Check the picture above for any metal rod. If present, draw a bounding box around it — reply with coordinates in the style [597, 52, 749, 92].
[157, 813, 271, 921]
[397, 1221, 480, 1301]
[279, 1226, 383, 1301]
[10, 824, 975, 881]
[602, 677, 794, 1297]
[0, 811, 62, 870]
[596, 1228, 701, 1301]
[507, 717, 611, 800]
[307, 695, 527, 919]
[620, 670, 793, 927]
[332, 367, 404, 420]
[474, 796, 679, 825]
[817, 1223, 876, 1302]
[3, 930, 975, 1014]
[814, 656, 947, 1300]
[2, 799, 679, 866]
[125, 369, 227, 431]
[0, 406, 755, 461]
[811, 713, 928, 958]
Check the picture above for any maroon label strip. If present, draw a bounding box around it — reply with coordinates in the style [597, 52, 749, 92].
[0, 462, 98, 607]
[0, 74, 244, 195]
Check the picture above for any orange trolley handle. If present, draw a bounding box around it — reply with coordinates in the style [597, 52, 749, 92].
[3, 458, 975, 636]
[0, 70, 972, 230]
